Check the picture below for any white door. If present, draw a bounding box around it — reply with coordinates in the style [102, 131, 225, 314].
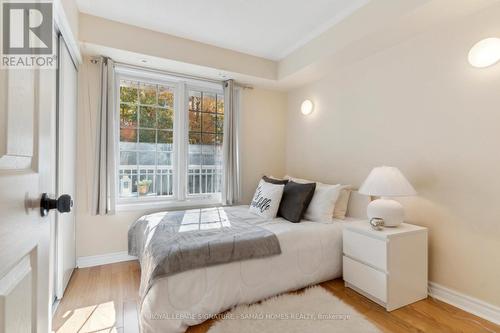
[0, 52, 57, 332]
[55, 35, 77, 299]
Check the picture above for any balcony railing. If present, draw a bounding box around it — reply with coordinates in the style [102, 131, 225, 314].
[119, 165, 222, 197]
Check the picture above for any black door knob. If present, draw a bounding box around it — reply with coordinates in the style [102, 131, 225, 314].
[40, 193, 73, 217]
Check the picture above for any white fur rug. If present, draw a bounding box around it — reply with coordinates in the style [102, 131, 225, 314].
[207, 286, 381, 333]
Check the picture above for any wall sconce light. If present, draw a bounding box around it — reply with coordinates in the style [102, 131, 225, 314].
[301, 99, 314, 115]
[468, 38, 500, 68]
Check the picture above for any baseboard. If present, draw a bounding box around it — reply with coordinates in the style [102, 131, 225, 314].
[76, 251, 137, 268]
[428, 281, 500, 325]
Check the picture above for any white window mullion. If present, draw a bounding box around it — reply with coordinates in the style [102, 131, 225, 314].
[153, 84, 159, 196]
[175, 82, 187, 201]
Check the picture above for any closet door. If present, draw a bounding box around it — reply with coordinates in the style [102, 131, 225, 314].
[55, 34, 78, 298]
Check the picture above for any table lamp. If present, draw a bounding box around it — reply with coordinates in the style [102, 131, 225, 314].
[359, 166, 416, 227]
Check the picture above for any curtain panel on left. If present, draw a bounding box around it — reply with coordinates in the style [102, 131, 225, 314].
[92, 57, 117, 215]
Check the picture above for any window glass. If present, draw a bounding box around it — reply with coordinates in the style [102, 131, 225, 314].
[187, 91, 224, 195]
[118, 79, 174, 198]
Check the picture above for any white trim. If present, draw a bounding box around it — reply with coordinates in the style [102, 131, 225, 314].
[53, 0, 82, 65]
[428, 281, 500, 325]
[115, 197, 221, 212]
[76, 251, 137, 268]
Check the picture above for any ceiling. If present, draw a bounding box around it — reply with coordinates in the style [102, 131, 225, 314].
[76, 0, 370, 60]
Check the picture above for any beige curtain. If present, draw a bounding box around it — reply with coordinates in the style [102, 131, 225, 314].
[92, 57, 117, 215]
[222, 79, 241, 205]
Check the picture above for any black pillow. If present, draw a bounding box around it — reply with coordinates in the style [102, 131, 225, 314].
[278, 181, 316, 223]
[262, 175, 288, 185]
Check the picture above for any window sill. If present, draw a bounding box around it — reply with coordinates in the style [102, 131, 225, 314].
[115, 197, 222, 212]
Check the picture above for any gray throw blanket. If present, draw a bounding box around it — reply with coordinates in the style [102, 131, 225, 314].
[128, 206, 281, 298]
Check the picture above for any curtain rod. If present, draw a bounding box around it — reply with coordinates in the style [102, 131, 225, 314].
[115, 61, 223, 85]
[90, 57, 253, 89]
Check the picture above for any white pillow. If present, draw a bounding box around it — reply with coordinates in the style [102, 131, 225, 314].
[304, 183, 341, 222]
[285, 175, 314, 184]
[333, 185, 353, 219]
[285, 175, 353, 220]
[249, 180, 285, 219]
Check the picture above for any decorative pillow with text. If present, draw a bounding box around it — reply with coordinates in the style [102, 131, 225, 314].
[249, 180, 285, 219]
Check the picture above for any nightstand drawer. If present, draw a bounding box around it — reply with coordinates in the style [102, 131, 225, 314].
[343, 229, 387, 271]
[343, 256, 387, 303]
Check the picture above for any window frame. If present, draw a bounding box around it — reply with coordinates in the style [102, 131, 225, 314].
[115, 66, 224, 210]
[184, 83, 225, 199]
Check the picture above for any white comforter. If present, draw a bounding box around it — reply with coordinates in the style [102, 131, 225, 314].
[139, 206, 350, 333]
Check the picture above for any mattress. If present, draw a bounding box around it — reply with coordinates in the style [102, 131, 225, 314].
[139, 205, 357, 333]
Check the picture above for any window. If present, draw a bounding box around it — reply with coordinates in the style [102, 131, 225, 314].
[116, 70, 224, 205]
[187, 90, 224, 195]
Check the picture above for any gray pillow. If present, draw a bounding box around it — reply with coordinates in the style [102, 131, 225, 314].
[278, 181, 316, 223]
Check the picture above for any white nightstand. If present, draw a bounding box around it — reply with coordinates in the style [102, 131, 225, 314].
[342, 221, 428, 311]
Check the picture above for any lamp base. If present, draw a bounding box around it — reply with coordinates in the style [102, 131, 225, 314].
[367, 198, 404, 227]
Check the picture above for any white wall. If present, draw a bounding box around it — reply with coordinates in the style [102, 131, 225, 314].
[239, 88, 287, 203]
[286, 4, 500, 307]
[79, 14, 276, 81]
[58, 0, 79, 39]
[75, 57, 287, 257]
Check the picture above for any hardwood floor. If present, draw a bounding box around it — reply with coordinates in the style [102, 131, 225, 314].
[52, 261, 500, 333]
[52, 260, 140, 333]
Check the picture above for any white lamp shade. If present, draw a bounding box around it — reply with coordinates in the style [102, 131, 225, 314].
[359, 166, 416, 197]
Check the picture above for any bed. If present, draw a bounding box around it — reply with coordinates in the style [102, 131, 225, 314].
[133, 193, 368, 333]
